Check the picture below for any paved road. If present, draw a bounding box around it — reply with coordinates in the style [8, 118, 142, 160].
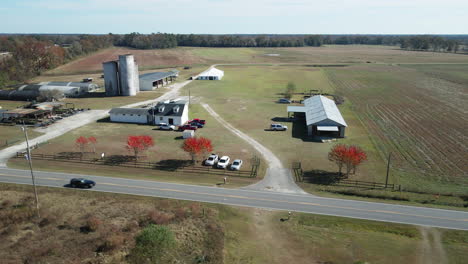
[0, 167, 466, 230]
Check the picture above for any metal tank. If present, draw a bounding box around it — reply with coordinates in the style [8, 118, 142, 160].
[134, 63, 140, 93]
[119, 54, 138, 96]
[103, 61, 120, 96]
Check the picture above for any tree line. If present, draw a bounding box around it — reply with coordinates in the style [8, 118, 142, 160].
[0, 34, 113, 87]
[400, 35, 460, 52]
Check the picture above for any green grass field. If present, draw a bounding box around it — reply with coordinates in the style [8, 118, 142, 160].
[184, 65, 386, 182]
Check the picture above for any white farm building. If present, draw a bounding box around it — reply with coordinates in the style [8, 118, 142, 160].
[287, 95, 347, 138]
[139, 70, 179, 91]
[152, 100, 188, 126]
[197, 67, 224, 80]
[109, 108, 151, 124]
[109, 100, 189, 126]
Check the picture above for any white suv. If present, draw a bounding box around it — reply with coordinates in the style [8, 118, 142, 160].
[270, 124, 288, 131]
[217, 156, 230, 169]
[205, 154, 219, 166]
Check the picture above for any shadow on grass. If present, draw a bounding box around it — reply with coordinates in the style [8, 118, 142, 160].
[271, 117, 294, 123]
[56, 152, 82, 159]
[103, 155, 135, 165]
[154, 159, 192, 171]
[302, 169, 343, 185]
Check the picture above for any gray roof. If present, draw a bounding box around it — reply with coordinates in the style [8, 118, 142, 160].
[151, 102, 185, 117]
[109, 108, 150, 115]
[303, 95, 347, 127]
[139, 71, 179, 81]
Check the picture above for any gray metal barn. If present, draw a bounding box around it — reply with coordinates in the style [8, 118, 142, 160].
[139, 71, 179, 91]
[288, 95, 347, 138]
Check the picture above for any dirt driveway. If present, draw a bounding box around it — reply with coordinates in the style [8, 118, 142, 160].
[201, 103, 306, 194]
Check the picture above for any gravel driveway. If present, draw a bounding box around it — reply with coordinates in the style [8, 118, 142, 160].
[201, 103, 306, 194]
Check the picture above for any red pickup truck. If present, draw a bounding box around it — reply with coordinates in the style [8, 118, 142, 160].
[178, 124, 197, 131]
[190, 118, 206, 125]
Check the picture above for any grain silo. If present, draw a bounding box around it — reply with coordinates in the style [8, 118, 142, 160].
[119, 54, 139, 96]
[103, 61, 120, 96]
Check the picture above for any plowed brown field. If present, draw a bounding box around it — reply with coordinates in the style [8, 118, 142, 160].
[326, 64, 468, 193]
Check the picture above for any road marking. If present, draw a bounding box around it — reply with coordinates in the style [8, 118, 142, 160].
[0, 173, 467, 223]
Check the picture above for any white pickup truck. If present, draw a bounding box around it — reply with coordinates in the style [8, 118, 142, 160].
[270, 124, 288, 131]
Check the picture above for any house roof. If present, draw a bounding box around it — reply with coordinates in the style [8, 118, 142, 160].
[199, 67, 224, 77]
[139, 71, 179, 81]
[303, 95, 347, 127]
[109, 108, 150, 115]
[152, 102, 186, 117]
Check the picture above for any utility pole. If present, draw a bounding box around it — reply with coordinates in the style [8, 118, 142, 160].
[21, 124, 40, 218]
[385, 152, 391, 188]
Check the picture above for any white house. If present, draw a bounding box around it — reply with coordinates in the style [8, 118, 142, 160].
[151, 100, 189, 126]
[197, 67, 224, 80]
[109, 108, 151, 124]
[287, 95, 347, 138]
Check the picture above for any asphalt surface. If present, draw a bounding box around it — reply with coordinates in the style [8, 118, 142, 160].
[0, 167, 467, 230]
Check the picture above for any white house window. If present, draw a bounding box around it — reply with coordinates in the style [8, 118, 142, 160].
[160, 117, 163, 120]
[123, 114, 126, 116]
[130, 114, 133, 116]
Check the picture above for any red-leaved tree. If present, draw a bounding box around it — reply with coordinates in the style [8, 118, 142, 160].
[88, 136, 97, 153]
[328, 144, 367, 178]
[181, 137, 213, 163]
[126, 135, 154, 161]
[75, 136, 89, 158]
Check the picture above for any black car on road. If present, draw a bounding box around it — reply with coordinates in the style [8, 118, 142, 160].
[70, 178, 96, 188]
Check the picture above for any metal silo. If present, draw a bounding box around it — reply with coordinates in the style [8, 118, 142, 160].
[119, 54, 138, 96]
[103, 61, 120, 96]
[134, 63, 140, 93]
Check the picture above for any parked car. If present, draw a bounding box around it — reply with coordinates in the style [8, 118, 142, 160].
[217, 156, 230, 169]
[189, 121, 204, 128]
[70, 178, 96, 188]
[270, 124, 288, 131]
[230, 159, 243, 170]
[204, 153, 219, 166]
[190, 118, 206, 125]
[178, 124, 198, 131]
[159, 123, 176, 130]
[277, 98, 291, 104]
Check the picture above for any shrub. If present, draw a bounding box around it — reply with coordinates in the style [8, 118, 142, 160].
[128, 224, 176, 263]
[101, 234, 125, 252]
[147, 210, 174, 225]
[86, 216, 102, 232]
[174, 207, 187, 220]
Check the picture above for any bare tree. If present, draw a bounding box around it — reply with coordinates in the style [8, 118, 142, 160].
[37, 89, 64, 102]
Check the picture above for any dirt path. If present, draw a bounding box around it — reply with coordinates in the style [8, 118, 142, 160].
[250, 209, 318, 264]
[201, 103, 306, 194]
[418, 227, 447, 264]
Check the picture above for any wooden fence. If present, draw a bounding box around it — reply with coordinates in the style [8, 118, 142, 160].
[15, 152, 257, 178]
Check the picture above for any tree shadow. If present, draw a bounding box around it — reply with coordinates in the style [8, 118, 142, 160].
[103, 155, 135, 165]
[56, 152, 82, 159]
[302, 169, 343, 185]
[154, 159, 192, 171]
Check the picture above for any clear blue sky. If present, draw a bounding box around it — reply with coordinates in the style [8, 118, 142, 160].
[1, 0, 467, 34]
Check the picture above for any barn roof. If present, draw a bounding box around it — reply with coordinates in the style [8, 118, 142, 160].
[152, 102, 186, 117]
[139, 71, 179, 81]
[199, 67, 224, 77]
[303, 95, 347, 127]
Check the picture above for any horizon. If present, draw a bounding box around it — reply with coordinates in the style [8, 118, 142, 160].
[1, 0, 467, 35]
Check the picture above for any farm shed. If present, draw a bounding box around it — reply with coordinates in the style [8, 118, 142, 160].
[139, 70, 179, 91]
[109, 108, 151, 124]
[288, 95, 347, 138]
[1, 108, 50, 119]
[183, 130, 194, 139]
[197, 67, 224, 80]
[151, 100, 188, 126]
[39, 81, 99, 93]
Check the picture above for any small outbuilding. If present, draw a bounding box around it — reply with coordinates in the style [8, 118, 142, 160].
[109, 108, 151, 124]
[197, 67, 224, 80]
[139, 70, 179, 91]
[183, 130, 194, 139]
[287, 95, 347, 138]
